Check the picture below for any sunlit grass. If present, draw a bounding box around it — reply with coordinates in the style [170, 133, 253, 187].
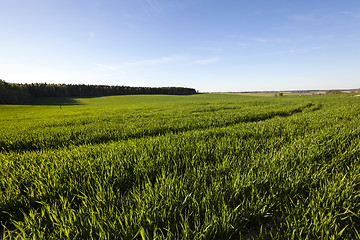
[0, 94, 359, 239]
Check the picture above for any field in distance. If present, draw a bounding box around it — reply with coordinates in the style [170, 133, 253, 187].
[0, 93, 359, 239]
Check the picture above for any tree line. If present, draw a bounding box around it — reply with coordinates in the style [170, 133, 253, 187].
[0, 80, 198, 104]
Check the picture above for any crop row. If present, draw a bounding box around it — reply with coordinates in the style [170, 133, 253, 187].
[0, 100, 318, 152]
[1, 95, 360, 238]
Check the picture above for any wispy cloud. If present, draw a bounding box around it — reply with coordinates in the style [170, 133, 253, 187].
[254, 38, 268, 43]
[253, 37, 287, 44]
[290, 13, 324, 24]
[317, 35, 335, 40]
[342, 11, 360, 19]
[237, 42, 247, 47]
[121, 56, 183, 67]
[89, 0, 100, 10]
[270, 47, 322, 55]
[89, 31, 95, 40]
[291, 14, 314, 22]
[192, 47, 224, 53]
[97, 64, 127, 74]
[97, 56, 183, 72]
[194, 57, 219, 64]
[227, 33, 242, 38]
[145, 0, 162, 13]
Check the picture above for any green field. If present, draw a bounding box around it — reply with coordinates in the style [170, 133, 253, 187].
[1, 94, 359, 239]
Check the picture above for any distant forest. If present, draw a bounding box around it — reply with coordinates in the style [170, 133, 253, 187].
[0, 80, 198, 104]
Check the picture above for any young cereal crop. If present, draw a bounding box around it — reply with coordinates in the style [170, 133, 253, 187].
[0, 94, 359, 239]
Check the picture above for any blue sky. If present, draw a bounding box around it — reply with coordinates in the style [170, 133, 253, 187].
[1, 0, 359, 92]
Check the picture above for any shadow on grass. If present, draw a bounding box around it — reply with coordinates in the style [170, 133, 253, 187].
[29, 97, 82, 106]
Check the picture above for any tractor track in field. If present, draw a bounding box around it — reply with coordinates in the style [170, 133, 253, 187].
[0, 103, 321, 153]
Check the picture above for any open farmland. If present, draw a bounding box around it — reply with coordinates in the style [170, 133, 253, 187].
[0, 94, 359, 239]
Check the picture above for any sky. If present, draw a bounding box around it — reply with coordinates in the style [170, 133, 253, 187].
[1, 0, 360, 92]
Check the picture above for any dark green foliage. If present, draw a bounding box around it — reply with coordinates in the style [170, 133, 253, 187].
[0, 80, 197, 104]
[0, 80, 32, 104]
[25, 83, 197, 97]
